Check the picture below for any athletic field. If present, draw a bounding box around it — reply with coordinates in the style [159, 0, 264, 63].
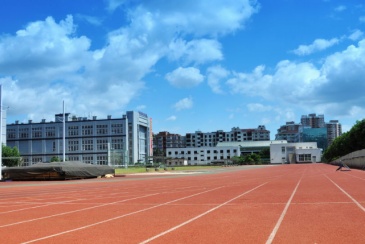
[0, 163, 364, 243]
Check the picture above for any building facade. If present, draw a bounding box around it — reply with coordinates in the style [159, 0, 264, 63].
[275, 121, 303, 142]
[166, 146, 240, 165]
[326, 120, 342, 146]
[270, 142, 321, 164]
[301, 114, 325, 128]
[185, 126, 270, 147]
[276, 114, 342, 150]
[6, 111, 151, 166]
[153, 131, 185, 156]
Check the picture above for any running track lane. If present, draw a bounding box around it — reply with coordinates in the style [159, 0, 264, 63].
[268, 164, 365, 243]
[0, 164, 364, 243]
[22, 166, 303, 243]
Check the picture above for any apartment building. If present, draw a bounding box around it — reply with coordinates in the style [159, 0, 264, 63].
[301, 113, 325, 128]
[276, 114, 342, 150]
[275, 121, 303, 142]
[6, 111, 151, 166]
[326, 120, 342, 146]
[185, 125, 270, 147]
[153, 131, 185, 156]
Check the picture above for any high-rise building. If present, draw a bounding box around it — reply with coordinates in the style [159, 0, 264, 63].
[275, 121, 303, 142]
[153, 131, 185, 156]
[301, 114, 325, 128]
[6, 111, 151, 166]
[277, 114, 342, 150]
[326, 120, 342, 146]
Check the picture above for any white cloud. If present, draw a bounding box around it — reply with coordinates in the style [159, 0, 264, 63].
[226, 39, 365, 118]
[140, 0, 259, 37]
[0, 0, 259, 121]
[348, 29, 364, 41]
[136, 105, 146, 110]
[293, 38, 339, 56]
[247, 103, 273, 112]
[227, 61, 324, 104]
[334, 5, 347, 12]
[173, 97, 193, 111]
[168, 38, 223, 65]
[166, 115, 177, 121]
[106, 0, 125, 12]
[165, 67, 204, 88]
[206, 65, 229, 94]
[76, 14, 103, 26]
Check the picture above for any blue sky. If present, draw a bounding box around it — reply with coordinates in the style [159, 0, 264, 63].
[1, 0, 365, 139]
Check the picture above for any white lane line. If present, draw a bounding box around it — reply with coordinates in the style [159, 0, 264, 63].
[0, 199, 83, 215]
[265, 178, 302, 244]
[139, 182, 268, 244]
[0, 193, 159, 228]
[21, 186, 224, 244]
[326, 175, 365, 212]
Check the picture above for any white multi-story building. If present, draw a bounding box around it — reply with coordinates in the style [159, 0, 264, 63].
[166, 146, 240, 165]
[6, 111, 151, 166]
[270, 142, 321, 164]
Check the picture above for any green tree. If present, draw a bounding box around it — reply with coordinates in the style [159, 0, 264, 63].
[2, 145, 21, 167]
[50, 156, 61, 162]
[323, 119, 365, 162]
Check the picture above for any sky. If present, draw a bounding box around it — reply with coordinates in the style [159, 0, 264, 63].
[1, 0, 365, 139]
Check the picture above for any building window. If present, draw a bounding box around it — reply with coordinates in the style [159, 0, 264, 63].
[281, 147, 285, 153]
[298, 154, 311, 162]
[68, 156, 80, 161]
[7, 129, 16, 139]
[19, 128, 29, 138]
[46, 127, 56, 137]
[111, 124, 123, 134]
[68, 140, 79, 152]
[82, 139, 94, 151]
[32, 157, 42, 163]
[68, 126, 79, 136]
[82, 125, 93, 136]
[111, 138, 123, 150]
[32, 127, 42, 138]
[83, 155, 93, 164]
[97, 139, 108, 150]
[96, 124, 108, 135]
[97, 155, 108, 165]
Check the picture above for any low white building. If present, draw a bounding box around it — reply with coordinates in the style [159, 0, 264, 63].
[166, 146, 240, 165]
[270, 142, 321, 164]
[165, 158, 188, 166]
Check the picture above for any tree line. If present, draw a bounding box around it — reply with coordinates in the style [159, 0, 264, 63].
[322, 119, 365, 162]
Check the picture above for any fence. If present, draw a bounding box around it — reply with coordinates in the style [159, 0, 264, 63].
[330, 149, 365, 170]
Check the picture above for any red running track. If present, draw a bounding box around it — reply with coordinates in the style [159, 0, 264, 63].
[0, 164, 364, 243]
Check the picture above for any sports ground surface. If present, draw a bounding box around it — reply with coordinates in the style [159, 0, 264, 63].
[0, 163, 364, 243]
